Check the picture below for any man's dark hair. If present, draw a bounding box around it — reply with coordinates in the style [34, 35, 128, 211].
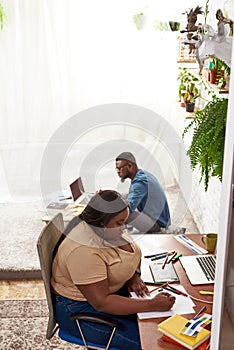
[115, 151, 136, 164]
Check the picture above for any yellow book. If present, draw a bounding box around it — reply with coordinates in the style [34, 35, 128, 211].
[158, 314, 210, 350]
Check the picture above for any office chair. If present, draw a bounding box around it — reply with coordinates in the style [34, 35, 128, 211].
[37, 213, 120, 350]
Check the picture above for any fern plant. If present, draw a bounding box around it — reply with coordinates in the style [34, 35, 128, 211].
[182, 95, 228, 191]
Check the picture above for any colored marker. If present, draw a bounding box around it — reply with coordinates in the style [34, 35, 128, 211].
[144, 252, 168, 259]
[172, 253, 182, 262]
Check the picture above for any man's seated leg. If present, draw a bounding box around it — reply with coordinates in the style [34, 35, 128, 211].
[126, 211, 161, 234]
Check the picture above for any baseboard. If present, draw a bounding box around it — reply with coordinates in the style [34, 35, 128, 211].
[0, 269, 42, 280]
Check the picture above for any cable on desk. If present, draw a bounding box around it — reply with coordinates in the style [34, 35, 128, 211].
[188, 294, 213, 304]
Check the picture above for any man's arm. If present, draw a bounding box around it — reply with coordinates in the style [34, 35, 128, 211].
[127, 182, 146, 212]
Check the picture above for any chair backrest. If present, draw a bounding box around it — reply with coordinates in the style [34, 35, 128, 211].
[37, 213, 64, 339]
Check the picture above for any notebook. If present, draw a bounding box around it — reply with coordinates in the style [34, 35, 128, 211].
[70, 177, 94, 205]
[161, 335, 210, 350]
[158, 314, 211, 350]
[149, 262, 179, 284]
[179, 254, 216, 285]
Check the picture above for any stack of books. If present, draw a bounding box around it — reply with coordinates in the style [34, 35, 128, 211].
[158, 314, 211, 350]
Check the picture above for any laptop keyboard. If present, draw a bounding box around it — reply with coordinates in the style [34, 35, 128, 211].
[196, 255, 216, 281]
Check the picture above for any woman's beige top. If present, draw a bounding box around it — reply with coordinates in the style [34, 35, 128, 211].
[51, 221, 141, 301]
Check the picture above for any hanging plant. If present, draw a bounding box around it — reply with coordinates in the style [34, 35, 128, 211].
[0, 3, 6, 30]
[182, 95, 228, 191]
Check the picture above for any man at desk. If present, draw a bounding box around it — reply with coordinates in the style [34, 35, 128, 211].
[115, 152, 185, 234]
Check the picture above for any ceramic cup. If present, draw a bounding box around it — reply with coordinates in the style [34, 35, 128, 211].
[202, 233, 218, 253]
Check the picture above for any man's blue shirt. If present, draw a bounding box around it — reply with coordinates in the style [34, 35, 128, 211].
[126, 169, 171, 228]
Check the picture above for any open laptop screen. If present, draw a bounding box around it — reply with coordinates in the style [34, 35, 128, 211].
[70, 177, 83, 201]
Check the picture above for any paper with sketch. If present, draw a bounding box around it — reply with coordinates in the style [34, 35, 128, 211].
[130, 285, 195, 319]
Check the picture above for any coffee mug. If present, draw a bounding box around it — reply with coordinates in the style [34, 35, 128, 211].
[202, 233, 218, 253]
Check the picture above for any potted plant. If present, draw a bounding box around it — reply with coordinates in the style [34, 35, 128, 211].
[177, 67, 193, 107]
[177, 67, 201, 109]
[182, 93, 228, 191]
[183, 81, 200, 112]
[209, 55, 225, 85]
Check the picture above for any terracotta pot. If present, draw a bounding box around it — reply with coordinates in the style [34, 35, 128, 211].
[210, 69, 224, 84]
[210, 69, 217, 84]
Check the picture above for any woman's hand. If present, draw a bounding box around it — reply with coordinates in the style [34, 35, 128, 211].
[150, 292, 176, 311]
[126, 273, 150, 297]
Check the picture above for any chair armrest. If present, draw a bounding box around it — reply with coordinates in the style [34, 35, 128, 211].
[70, 312, 118, 328]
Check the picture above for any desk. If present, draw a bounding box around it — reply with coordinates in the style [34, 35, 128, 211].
[133, 234, 213, 350]
[42, 205, 85, 224]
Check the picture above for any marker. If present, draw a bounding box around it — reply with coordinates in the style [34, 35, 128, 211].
[167, 251, 177, 264]
[149, 282, 170, 294]
[199, 291, 214, 295]
[172, 253, 182, 262]
[151, 254, 168, 261]
[163, 286, 181, 295]
[152, 251, 175, 261]
[144, 252, 168, 259]
[194, 306, 206, 318]
[59, 196, 72, 201]
[167, 284, 188, 297]
[162, 253, 169, 269]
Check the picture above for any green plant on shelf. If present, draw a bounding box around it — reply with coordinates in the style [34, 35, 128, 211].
[177, 67, 201, 103]
[183, 82, 200, 103]
[182, 95, 228, 191]
[208, 55, 231, 88]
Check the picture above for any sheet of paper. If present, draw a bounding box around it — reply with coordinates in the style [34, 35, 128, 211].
[131, 234, 167, 284]
[131, 286, 195, 319]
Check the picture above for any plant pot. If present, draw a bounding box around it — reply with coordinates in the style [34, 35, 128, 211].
[210, 69, 224, 84]
[210, 69, 217, 84]
[185, 102, 195, 113]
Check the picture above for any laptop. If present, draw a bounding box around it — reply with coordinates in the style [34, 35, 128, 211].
[179, 254, 216, 285]
[70, 177, 94, 205]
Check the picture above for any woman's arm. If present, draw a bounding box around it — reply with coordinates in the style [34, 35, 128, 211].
[77, 279, 175, 315]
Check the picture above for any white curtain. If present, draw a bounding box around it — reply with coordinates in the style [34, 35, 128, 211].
[0, 0, 205, 202]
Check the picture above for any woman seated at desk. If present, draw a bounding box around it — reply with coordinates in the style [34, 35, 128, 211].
[51, 189, 175, 350]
